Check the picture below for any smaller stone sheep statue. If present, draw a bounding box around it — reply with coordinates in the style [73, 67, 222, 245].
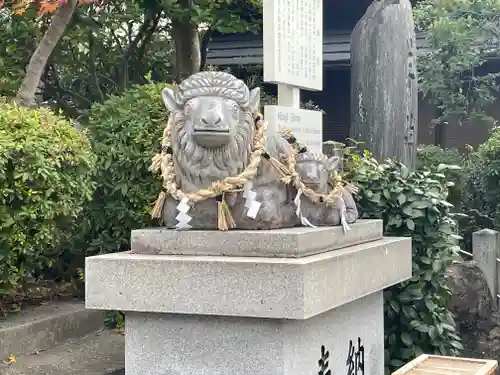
[294, 152, 359, 231]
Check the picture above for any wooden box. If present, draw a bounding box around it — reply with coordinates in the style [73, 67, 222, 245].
[392, 354, 498, 375]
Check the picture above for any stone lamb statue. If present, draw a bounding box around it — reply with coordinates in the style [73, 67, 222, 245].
[151, 70, 358, 230]
[294, 152, 359, 230]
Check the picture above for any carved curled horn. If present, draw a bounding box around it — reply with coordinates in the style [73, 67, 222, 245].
[172, 83, 183, 106]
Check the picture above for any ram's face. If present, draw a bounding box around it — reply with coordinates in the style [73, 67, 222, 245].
[295, 160, 329, 190]
[182, 96, 240, 148]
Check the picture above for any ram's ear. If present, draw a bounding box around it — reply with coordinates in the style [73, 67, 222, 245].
[326, 156, 340, 172]
[162, 86, 182, 112]
[249, 87, 261, 114]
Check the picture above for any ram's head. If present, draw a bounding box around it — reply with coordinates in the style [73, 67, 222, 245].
[162, 71, 260, 148]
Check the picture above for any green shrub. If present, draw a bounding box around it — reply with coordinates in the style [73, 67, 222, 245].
[0, 100, 95, 294]
[343, 148, 463, 374]
[470, 129, 500, 220]
[77, 83, 168, 255]
[416, 145, 465, 208]
[459, 130, 500, 250]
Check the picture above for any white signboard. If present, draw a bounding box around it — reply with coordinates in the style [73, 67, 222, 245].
[264, 105, 323, 154]
[263, 0, 323, 91]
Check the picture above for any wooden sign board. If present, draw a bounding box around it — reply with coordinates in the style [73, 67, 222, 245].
[392, 354, 498, 375]
[262, 0, 323, 90]
[264, 105, 323, 154]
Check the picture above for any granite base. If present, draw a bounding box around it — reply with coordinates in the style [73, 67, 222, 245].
[125, 292, 384, 375]
[85, 223, 412, 375]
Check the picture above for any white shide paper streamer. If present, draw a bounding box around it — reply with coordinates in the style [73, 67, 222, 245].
[175, 197, 193, 230]
[339, 196, 351, 233]
[243, 181, 261, 219]
[294, 189, 317, 228]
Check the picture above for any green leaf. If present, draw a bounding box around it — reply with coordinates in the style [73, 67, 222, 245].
[401, 165, 410, 179]
[401, 332, 413, 346]
[415, 323, 429, 333]
[414, 346, 424, 357]
[451, 340, 464, 350]
[390, 299, 400, 313]
[400, 348, 414, 359]
[412, 201, 430, 209]
[432, 260, 442, 272]
[405, 219, 415, 231]
[425, 298, 436, 311]
[398, 193, 407, 205]
[389, 359, 405, 367]
[383, 189, 391, 200]
[402, 305, 417, 319]
[403, 205, 414, 216]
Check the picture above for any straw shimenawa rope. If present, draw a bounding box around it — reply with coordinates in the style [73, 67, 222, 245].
[279, 128, 357, 206]
[149, 113, 290, 230]
[149, 114, 356, 230]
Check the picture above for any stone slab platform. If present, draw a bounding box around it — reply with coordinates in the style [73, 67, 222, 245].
[86, 236, 411, 320]
[131, 219, 383, 258]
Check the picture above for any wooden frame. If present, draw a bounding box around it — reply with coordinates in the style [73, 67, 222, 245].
[392, 354, 498, 375]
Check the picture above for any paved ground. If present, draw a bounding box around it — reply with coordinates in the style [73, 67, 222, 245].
[1, 329, 124, 375]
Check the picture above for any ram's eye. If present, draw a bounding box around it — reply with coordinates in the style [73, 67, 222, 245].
[185, 100, 194, 116]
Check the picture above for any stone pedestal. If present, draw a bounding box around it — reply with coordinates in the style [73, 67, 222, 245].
[85, 220, 412, 375]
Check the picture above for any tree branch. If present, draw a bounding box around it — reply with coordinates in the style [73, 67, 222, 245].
[117, 8, 157, 90]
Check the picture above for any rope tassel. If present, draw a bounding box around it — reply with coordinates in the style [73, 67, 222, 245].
[343, 182, 359, 195]
[149, 153, 162, 173]
[262, 152, 291, 177]
[217, 195, 235, 231]
[151, 190, 167, 219]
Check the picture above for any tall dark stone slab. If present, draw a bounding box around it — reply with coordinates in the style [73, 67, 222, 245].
[350, 0, 418, 170]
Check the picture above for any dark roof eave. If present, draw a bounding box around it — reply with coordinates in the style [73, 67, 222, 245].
[206, 31, 427, 66]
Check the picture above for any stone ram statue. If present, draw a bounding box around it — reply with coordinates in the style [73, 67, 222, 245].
[150, 71, 358, 230]
[294, 152, 359, 230]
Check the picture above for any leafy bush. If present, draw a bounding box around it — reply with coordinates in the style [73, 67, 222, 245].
[76, 83, 168, 255]
[0, 100, 95, 294]
[468, 129, 500, 219]
[416, 145, 463, 174]
[415, 0, 500, 125]
[417, 145, 465, 208]
[460, 129, 500, 250]
[343, 148, 463, 374]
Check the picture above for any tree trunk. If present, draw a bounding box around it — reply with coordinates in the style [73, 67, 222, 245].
[171, 20, 200, 83]
[15, 1, 77, 107]
[199, 28, 214, 71]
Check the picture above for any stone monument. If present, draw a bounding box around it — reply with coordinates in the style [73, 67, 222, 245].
[85, 1, 413, 374]
[84, 69, 413, 375]
[350, 0, 418, 171]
